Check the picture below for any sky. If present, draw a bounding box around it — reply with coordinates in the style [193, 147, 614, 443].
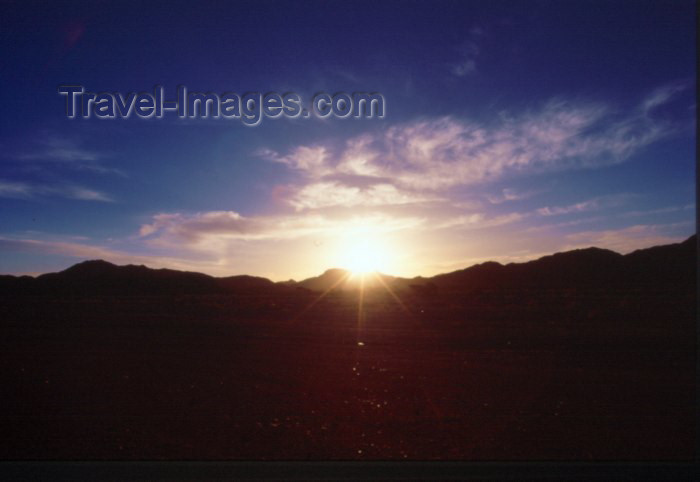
[0, 0, 696, 280]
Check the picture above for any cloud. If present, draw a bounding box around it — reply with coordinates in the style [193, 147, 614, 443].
[262, 86, 680, 192]
[451, 58, 476, 77]
[104, 82, 691, 280]
[138, 211, 253, 240]
[258, 145, 331, 179]
[287, 182, 438, 211]
[438, 193, 635, 232]
[0, 236, 215, 275]
[3, 83, 689, 280]
[436, 211, 527, 230]
[138, 210, 425, 250]
[487, 188, 538, 204]
[126, 205, 535, 279]
[560, 223, 694, 254]
[450, 27, 483, 77]
[3, 213, 692, 280]
[641, 81, 690, 114]
[16, 135, 125, 176]
[535, 194, 630, 216]
[1, 209, 428, 279]
[433, 248, 558, 273]
[621, 204, 695, 217]
[65, 187, 113, 202]
[0, 180, 113, 202]
[0, 181, 32, 198]
[336, 135, 384, 177]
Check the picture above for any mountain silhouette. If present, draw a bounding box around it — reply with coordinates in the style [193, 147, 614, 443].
[0, 236, 695, 461]
[0, 259, 280, 296]
[0, 235, 695, 295]
[293, 235, 696, 293]
[422, 235, 695, 291]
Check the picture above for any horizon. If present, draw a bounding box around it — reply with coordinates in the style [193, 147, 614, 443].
[0, 0, 696, 281]
[6, 233, 695, 281]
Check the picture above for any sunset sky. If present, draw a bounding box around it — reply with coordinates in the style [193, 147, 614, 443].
[0, 0, 696, 280]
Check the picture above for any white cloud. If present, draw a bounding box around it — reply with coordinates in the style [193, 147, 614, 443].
[336, 135, 383, 177]
[262, 86, 680, 192]
[3, 216, 692, 280]
[3, 85, 690, 281]
[129, 205, 541, 279]
[436, 211, 526, 230]
[537, 199, 600, 217]
[288, 181, 436, 210]
[139, 210, 425, 249]
[258, 145, 331, 179]
[487, 188, 538, 204]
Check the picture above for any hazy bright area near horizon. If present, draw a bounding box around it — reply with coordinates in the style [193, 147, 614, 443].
[0, 0, 695, 281]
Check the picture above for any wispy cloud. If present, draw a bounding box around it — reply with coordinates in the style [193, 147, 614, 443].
[621, 204, 695, 217]
[641, 80, 691, 115]
[258, 146, 331, 179]
[487, 188, 539, 204]
[3, 85, 691, 279]
[0, 208, 427, 278]
[436, 211, 527, 230]
[128, 205, 540, 279]
[0, 237, 214, 275]
[2, 213, 692, 279]
[450, 26, 484, 77]
[0, 181, 32, 198]
[261, 85, 681, 192]
[139, 210, 425, 248]
[288, 182, 437, 211]
[0, 180, 113, 202]
[15, 135, 125, 176]
[560, 223, 694, 254]
[536, 194, 631, 216]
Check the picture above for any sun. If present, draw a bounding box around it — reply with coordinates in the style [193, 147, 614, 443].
[336, 235, 391, 276]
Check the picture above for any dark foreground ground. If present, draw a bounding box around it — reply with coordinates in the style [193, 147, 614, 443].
[0, 284, 695, 460]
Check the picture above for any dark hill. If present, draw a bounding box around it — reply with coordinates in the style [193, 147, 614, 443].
[295, 268, 400, 292]
[0, 260, 283, 296]
[427, 235, 696, 291]
[0, 235, 695, 295]
[295, 235, 696, 293]
[623, 234, 696, 283]
[34, 260, 219, 295]
[296, 268, 351, 292]
[429, 247, 626, 290]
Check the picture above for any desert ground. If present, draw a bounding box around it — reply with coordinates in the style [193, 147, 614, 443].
[1, 278, 694, 460]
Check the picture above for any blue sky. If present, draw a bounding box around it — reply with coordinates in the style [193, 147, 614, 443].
[0, 0, 695, 280]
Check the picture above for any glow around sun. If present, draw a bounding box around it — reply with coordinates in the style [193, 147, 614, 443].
[336, 234, 393, 275]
